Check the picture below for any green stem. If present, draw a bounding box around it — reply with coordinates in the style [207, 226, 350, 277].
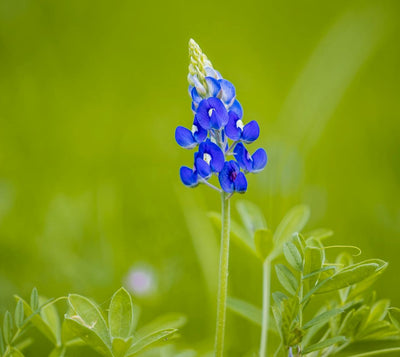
[215, 192, 231, 357]
[348, 348, 400, 357]
[259, 259, 271, 357]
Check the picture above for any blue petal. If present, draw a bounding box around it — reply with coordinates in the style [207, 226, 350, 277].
[218, 79, 236, 105]
[191, 87, 202, 105]
[180, 166, 198, 187]
[251, 148, 267, 172]
[206, 141, 225, 172]
[195, 157, 212, 178]
[175, 126, 197, 149]
[208, 97, 229, 129]
[229, 100, 243, 118]
[233, 142, 252, 171]
[196, 99, 212, 130]
[225, 112, 241, 140]
[242, 121, 260, 143]
[192, 118, 207, 143]
[205, 76, 221, 97]
[218, 161, 236, 193]
[234, 172, 247, 193]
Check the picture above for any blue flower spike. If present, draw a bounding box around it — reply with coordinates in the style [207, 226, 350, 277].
[176, 39, 267, 194]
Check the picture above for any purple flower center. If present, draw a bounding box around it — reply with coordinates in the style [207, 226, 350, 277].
[230, 171, 238, 181]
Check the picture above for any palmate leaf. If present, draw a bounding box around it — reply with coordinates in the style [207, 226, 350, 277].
[14, 296, 58, 346]
[65, 294, 112, 356]
[280, 296, 299, 345]
[303, 336, 347, 354]
[275, 264, 298, 296]
[126, 328, 177, 356]
[63, 318, 112, 357]
[303, 308, 345, 330]
[340, 306, 370, 338]
[358, 320, 400, 341]
[367, 300, 391, 323]
[283, 241, 303, 272]
[109, 288, 134, 339]
[302, 246, 325, 294]
[315, 259, 388, 294]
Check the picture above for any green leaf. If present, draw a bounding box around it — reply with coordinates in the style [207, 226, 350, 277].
[315, 259, 388, 294]
[254, 229, 274, 260]
[14, 301, 24, 329]
[227, 297, 262, 326]
[30, 288, 39, 311]
[3, 311, 13, 345]
[272, 292, 288, 306]
[109, 287, 134, 339]
[303, 266, 336, 280]
[341, 306, 370, 337]
[39, 297, 61, 346]
[388, 308, 400, 330]
[303, 308, 344, 329]
[135, 313, 187, 339]
[280, 296, 300, 345]
[112, 337, 133, 357]
[67, 294, 111, 350]
[357, 320, 399, 341]
[303, 336, 347, 354]
[63, 318, 112, 357]
[275, 264, 298, 295]
[368, 300, 390, 323]
[272, 306, 282, 339]
[283, 241, 303, 272]
[14, 296, 57, 345]
[126, 328, 177, 356]
[236, 200, 266, 235]
[272, 205, 310, 257]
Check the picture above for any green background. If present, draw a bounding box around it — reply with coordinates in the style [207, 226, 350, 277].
[0, 0, 399, 355]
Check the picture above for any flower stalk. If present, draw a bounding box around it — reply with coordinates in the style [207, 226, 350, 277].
[260, 258, 271, 357]
[215, 192, 231, 357]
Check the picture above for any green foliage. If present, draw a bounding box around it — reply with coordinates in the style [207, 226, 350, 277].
[0, 287, 185, 357]
[225, 201, 400, 356]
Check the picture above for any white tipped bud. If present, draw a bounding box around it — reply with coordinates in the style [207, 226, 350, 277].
[188, 39, 215, 97]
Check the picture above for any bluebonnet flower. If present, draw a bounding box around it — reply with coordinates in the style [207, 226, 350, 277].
[233, 142, 268, 173]
[196, 97, 229, 130]
[175, 117, 207, 149]
[218, 161, 247, 193]
[195, 139, 225, 179]
[176, 39, 267, 194]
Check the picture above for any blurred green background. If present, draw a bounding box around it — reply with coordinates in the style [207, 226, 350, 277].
[0, 0, 399, 355]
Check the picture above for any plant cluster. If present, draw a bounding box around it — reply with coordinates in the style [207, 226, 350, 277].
[0, 288, 184, 357]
